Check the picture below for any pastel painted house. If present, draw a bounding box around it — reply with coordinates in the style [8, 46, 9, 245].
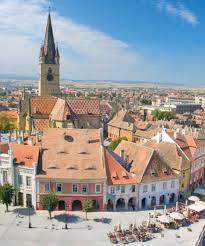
[36, 128, 107, 211]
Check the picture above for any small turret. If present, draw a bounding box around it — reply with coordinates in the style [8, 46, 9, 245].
[39, 46, 45, 63]
[55, 46, 60, 64]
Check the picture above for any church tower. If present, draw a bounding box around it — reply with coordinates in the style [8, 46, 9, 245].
[38, 11, 60, 96]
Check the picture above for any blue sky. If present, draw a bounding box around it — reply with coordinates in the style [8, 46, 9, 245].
[0, 0, 204, 84]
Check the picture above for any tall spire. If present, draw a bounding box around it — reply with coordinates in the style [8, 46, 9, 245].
[43, 11, 56, 64]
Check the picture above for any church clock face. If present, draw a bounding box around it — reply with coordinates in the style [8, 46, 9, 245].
[47, 67, 53, 81]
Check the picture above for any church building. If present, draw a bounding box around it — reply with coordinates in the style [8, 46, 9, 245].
[17, 11, 108, 132]
[38, 11, 60, 96]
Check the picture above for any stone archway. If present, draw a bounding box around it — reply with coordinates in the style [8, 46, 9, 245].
[159, 195, 165, 205]
[141, 198, 147, 208]
[128, 197, 136, 210]
[72, 200, 82, 211]
[107, 199, 114, 211]
[58, 200, 66, 210]
[169, 193, 175, 204]
[116, 198, 125, 210]
[151, 196, 156, 207]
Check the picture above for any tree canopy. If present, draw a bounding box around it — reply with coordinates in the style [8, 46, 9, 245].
[140, 98, 152, 105]
[42, 192, 58, 219]
[82, 199, 93, 220]
[108, 136, 128, 151]
[0, 183, 14, 212]
[152, 109, 175, 120]
[0, 116, 16, 132]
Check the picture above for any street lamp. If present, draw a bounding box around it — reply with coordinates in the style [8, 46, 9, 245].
[64, 204, 68, 230]
[28, 200, 32, 228]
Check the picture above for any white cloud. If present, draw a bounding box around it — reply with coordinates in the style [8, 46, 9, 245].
[157, 0, 198, 26]
[0, 0, 144, 80]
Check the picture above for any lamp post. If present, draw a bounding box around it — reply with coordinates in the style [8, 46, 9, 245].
[64, 204, 68, 230]
[28, 202, 32, 228]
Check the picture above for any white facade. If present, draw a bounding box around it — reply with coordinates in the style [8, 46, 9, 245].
[0, 149, 37, 208]
[138, 179, 179, 209]
[107, 184, 138, 211]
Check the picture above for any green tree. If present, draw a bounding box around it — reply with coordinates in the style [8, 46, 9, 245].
[42, 192, 58, 219]
[152, 109, 175, 120]
[82, 199, 93, 221]
[0, 116, 16, 132]
[108, 136, 128, 151]
[140, 98, 152, 105]
[0, 183, 14, 212]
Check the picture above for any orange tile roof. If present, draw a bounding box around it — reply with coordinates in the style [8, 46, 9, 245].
[0, 110, 18, 119]
[115, 140, 178, 183]
[30, 96, 58, 116]
[37, 128, 106, 180]
[104, 149, 137, 185]
[10, 143, 39, 168]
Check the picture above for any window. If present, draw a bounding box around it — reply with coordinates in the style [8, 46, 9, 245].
[151, 184, 156, 192]
[121, 185, 125, 193]
[45, 183, 50, 193]
[143, 185, 148, 193]
[163, 182, 167, 190]
[18, 175, 23, 187]
[26, 176, 32, 188]
[116, 185, 120, 191]
[95, 184, 101, 193]
[171, 180, 175, 188]
[131, 185, 135, 192]
[110, 186, 115, 194]
[82, 184, 88, 193]
[2, 171, 8, 184]
[56, 183, 62, 193]
[72, 184, 78, 193]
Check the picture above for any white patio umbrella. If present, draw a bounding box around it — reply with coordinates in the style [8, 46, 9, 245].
[188, 196, 200, 202]
[188, 203, 205, 213]
[170, 212, 185, 220]
[157, 215, 172, 224]
[195, 201, 205, 206]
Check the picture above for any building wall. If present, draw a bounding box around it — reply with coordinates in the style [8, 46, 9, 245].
[38, 63, 60, 96]
[36, 180, 106, 211]
[108, 125, 133, 141]
[106, 184, 138, 210]
[138, 179, 179, 209]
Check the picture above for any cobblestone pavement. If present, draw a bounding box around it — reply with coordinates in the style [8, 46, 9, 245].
[0, 204, 204, 246]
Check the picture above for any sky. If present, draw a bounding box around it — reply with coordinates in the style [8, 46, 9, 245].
[0, 0, 204, 84]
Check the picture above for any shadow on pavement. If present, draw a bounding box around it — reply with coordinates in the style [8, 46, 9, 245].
[93, 217, 112, 224]
[12, 207, 36, 216]
[54, 213, 82, 223]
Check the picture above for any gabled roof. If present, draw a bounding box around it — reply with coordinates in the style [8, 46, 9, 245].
[144, 140, 190, 171]
[30, 96, 57, 116]
[10, 143, 39, 168]
[104, 149, 136, 185]
[67, 99, 101, 115]
[108, 111, 134, 131]
[115, 140, 178, 183]
[50, 98, 78, 121]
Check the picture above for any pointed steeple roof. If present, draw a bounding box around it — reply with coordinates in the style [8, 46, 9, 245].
[43, 12, 56, 64]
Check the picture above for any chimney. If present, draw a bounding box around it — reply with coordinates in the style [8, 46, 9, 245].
[20, 130, 24, 141]
[28, 137, 33, 146]
[36, 133, 39, 143]
[120, 149, 125, 160]
[156, 132, 162, 144]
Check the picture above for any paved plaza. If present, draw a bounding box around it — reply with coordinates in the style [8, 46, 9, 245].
[0, 204, 204, 246]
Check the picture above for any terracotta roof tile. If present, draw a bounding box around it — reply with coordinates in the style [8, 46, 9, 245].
[104, 149, 136, 185]
[10, 143, 39, 168]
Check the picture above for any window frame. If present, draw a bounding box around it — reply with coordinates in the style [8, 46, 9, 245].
[56, 183, 62, 193]
[95, 184, 101, 193]
[45, 182, 50, 193]
[72, 184, 78, 193]
[26, 176, 32, 188]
